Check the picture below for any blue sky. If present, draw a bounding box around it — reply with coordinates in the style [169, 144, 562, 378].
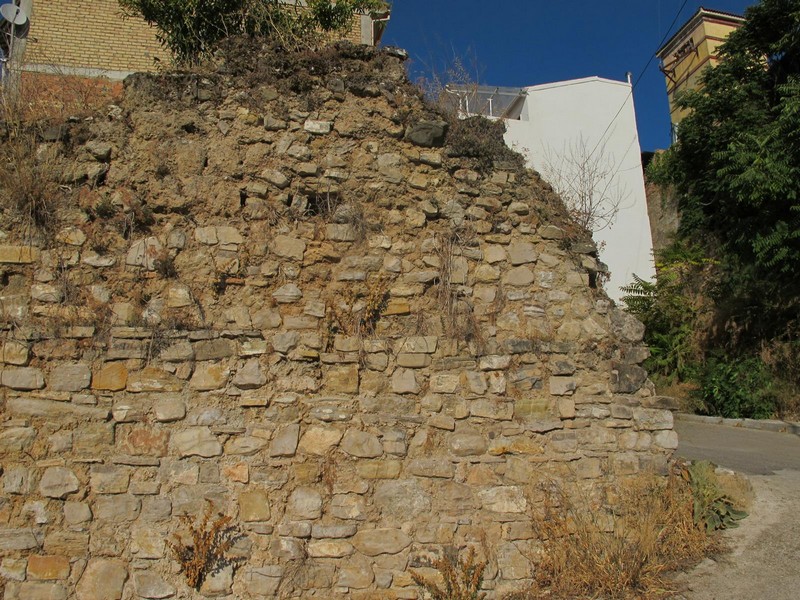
[381, 1, 754, 151]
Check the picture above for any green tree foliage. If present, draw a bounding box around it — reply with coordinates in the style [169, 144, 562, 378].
[118, 0, 387, 64]
[638, 0, 800, 417]
[653, 0, 800, 345]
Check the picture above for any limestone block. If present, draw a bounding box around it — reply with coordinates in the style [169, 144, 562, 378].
[1, 367, 45, 390]
[341, 430, 383, 458]
[216, 226, 243, 246]
[654, 430, 679, 449]
[496, 542, 533, 580]
[351, 528, 411, 556]
[133, 572, 176, 599]
[272, 283, 302, 303]
[325, 364, 358, 394]
[243, 566, 283, 596]
[262, 168, 290, 189]
[48, 363, 91, 391]
[448, 433, 487, 456]
[27, 555, 70, 580]
[507, 241, 537, 265]
[172, 427, 223, 457]
[153, 397, 186, 422]
[0, 245, 40, 263]
[329, 494, 366, 520]
[225, 436, 267, 456]
[269, 423, 300, 457]
[126, 237, 162, 270]
[272, 235, 306, 261]
[287, 487, 323, 519]
[355, 460, 402, 479]
[503, 266, 535, 287]
[1, 340, 29, 365]
[408, 459, 455, 478]
[39, 467, 79, 499]
[239, 489, 271, 522]
[337, 556, 374, 588]
[479, 355, 511, 370]
[470, 399, 514, 420]
[127, 367, 182, 393]
[18, 583, 67, 600]
[430, 374, 460, 394]
[479, 486, 527, 513]
[298, 426, 343, 455]
[232, 359, 266, 389]
[189, 362, 229, 391]
[633, 408, 674, 431]
[549, 376, 577, 396]
[391, 368, 419, 394]
[90, 465, 130, 494]
[307, 540, 354, 558]
[304, 120, 333, 134]
[0, 427, 36, 453]
[94, 495, 141, 521]
[92, 362, 127, 391]
[75, 559, 128, 600]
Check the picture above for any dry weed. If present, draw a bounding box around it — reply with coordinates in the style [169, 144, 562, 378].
[412, 546, 487, 600]
[516, 469, 716, 600]
[169, 502, 243, 590]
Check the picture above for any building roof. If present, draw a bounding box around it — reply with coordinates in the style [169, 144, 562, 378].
[656, 7, 745, 59]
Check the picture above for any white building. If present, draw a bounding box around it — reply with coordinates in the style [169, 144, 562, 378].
[448, 76, 655, 301]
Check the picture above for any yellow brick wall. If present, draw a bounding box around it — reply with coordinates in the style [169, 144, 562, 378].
[25, 1, 367, 78]
[26, 0, 170, 75]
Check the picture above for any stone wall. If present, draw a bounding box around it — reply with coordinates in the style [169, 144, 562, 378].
[0, 45, 676, 599]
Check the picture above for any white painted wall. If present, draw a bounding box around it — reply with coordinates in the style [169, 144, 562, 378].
[503, 76, 655, 301]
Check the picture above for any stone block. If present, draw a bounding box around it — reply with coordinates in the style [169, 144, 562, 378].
[39, 468, 79, 499]
[351, 528, 411, 556]
[355, 460, 402, 479]
[341, 430, 383, 458]
[1, 367, 45, 390]
[90, 465, 130, 494]
[478, 486, 527, 513]
[286, 487, 322, 519]
[92, 362, 128, 391]
[298, 426, 343, 455]
[448, 432, 487, 456]
[48, 363, 91, 391]
[189, 362, 229, 391]
[172, 427, 222, 457]
[133, 572, 176, 599]
[269, 423, 300, 457]
[18, 583, 68, 600]
[76, 558, 128, 600]
[1, 340, 29, 365]
[325, 364, 359, 394]
[239, 489, 271, 522]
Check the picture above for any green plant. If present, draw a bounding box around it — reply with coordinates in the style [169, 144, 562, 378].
[411, 546, 487, 600]
[694, 354, 778, 419]
[169, 502, 242, 590]
[684, 461, 748, 533]
[119, 0, 389, 64]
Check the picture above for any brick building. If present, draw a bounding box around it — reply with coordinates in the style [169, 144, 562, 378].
[19, 0, 389, 80]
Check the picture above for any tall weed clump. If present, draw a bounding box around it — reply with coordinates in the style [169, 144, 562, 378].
[515, 470, 715, 600]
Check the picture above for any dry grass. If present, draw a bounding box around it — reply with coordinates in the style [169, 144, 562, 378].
[169, 502, 242, 590]
[412, 547, 487, 600]
[512, 469, 717, 600]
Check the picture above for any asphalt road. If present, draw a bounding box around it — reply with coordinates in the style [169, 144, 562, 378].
[674, 419, 800, 474]
[671, 419, 800, 600]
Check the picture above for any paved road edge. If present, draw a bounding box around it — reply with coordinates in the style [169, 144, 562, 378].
[676, 412, 800, 436]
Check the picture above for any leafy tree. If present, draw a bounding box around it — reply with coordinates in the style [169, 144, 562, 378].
[638, 0, 800, 417]
[119, 0, 388, 64]
[653, 0, 800, 342]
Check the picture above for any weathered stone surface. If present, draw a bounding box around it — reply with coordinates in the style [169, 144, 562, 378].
[27, 555, 70, 580]
[298, 426, 343, 455]
[503, 266, 535, 286]
[633, 408, 674, 431]
[341, 429, 383, 458]
[391, 368, 420, 394]
[325, 363, 359, 393]
[0, 427, 36, 453]
[307, 540, 354, 558]
[287, 487, 323, 519]
[17, 583, 68, 600]
[76, 558, 128, 600]
[496, 542, 533, 580]
[1, 340, 29, 365]
[449, 432, 487, 456]
[48, 363, 91, 391]
[0, 244, 40, 263]
[479, 486, 528, 513]
[126, 237, 162, 270]
[172, 427, 222, 457]
[549, 376, 577, 396]
[39, 468, 79, 499]
[374, 479, 431, 519]
[90, 465, 130, 494]
[1, 367, 45, 390]
[232, 359, 267, 389]
[92, 362, 128, 391]
[611, 362, 648, 393]
[272, 235, 306, 261]
[351, 528, 412, 556]
[153, 397, 186, 422]
[127, 367, 182, 393]
[270, 423, 300, 457]
[405, 120, 448, 147]
[189, 363, 229, 391]
[194, 339, 237, 361]
[239, 489, 271, 522]
[134, 572, 176, 599]
[273, 283, 303, 303]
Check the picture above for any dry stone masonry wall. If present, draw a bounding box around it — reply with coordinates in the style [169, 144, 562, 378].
[0, 43, 676, 598]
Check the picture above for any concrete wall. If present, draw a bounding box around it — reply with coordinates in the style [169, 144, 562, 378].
[504, 77, 656, 301]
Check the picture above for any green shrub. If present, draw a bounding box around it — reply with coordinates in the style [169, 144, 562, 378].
[118, 0, 388, 64]
[695, 354, 778, 419]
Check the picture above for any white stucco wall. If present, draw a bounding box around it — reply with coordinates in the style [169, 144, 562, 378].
[503, 77, 655, 301]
